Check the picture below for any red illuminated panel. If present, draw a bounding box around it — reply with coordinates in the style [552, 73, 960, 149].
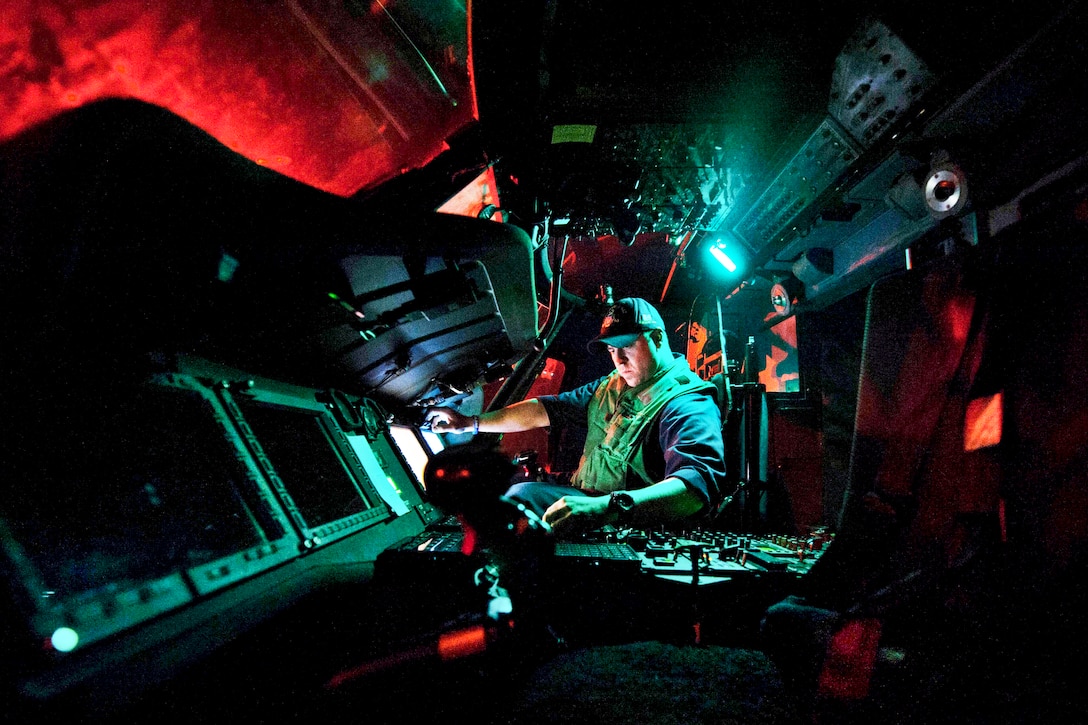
[758, 316, 800, 393]
[817, 618, 883, 700]
[438, 166, 502, 219]
[0, 0, 477, 197]
[557, 232, 677, 302]
[483, 357, 566, 471]
[964, 391, 1003, 452]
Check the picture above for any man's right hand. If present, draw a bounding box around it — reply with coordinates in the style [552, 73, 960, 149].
[423, 399, 549, 436]
[424, 407, 473, 433]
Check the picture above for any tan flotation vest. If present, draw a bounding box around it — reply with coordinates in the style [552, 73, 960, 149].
[571, 355, 712, 493]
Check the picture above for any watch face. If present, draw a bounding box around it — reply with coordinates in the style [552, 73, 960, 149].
[611, 492, 635, 511]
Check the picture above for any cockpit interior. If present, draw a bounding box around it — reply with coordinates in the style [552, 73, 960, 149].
[4, 2, 1088, 723]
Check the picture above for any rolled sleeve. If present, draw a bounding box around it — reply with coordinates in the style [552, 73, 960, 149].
[536, 377, 602, 429]
[655, 390, 727, 508]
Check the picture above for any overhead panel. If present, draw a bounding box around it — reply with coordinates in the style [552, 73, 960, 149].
[828, 18, 934, 149]
[728, 16, 933, 266]
[732, 117, 862, 259]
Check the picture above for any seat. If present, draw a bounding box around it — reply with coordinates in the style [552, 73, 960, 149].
[759, 251, 1006, 722]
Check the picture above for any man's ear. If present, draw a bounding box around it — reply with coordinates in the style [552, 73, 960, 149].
[649, 329, 664, 348]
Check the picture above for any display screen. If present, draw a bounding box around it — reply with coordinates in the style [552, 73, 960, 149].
[758, 315, 801, 393]
[233, 400, 375, 529]
[421, 429, 445, 454]
[389, 424, 431, 486]
[1, 378, 284, 602]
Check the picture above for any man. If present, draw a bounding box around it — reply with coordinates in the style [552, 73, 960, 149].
[424, 298, 726, 536]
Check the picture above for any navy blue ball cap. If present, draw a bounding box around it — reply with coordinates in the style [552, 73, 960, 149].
[586, 298, 665, 353]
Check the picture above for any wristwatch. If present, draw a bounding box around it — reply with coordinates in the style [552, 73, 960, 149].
[607, 491, 636, 524]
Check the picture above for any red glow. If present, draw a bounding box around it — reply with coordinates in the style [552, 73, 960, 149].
[1, 0, 477, 197]
[437, 624, 490, 660]
[853, 275, 978, 498]
[323, 642, 436, 687]
[1074, 198, 1088, 222]
[947, 294, 974, 344]
[559, 232, 676, 302]
[998, 498, 1007, 543]
[459, 517, 478, 555]
[431, 466, 471, 481]
[817, 618, 883, 700]
[846, 247, 889, 274]
[756, 316, 800, 393]
[964, 392, 1003, 451]
[758, 344, 798, 392]
[660, 230, 694, 303]
[484, 357, 566, 470]
[774, 315, 798, 350]
[438, 166, 503, 219]
[933, 179, 957, 201]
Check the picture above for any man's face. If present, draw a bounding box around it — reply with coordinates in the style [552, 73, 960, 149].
[607, 334, 658, 387]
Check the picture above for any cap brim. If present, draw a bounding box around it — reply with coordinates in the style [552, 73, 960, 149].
[586, 332, 642, 353]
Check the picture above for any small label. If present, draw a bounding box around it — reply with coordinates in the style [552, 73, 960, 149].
[551, 124, 597, 144]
